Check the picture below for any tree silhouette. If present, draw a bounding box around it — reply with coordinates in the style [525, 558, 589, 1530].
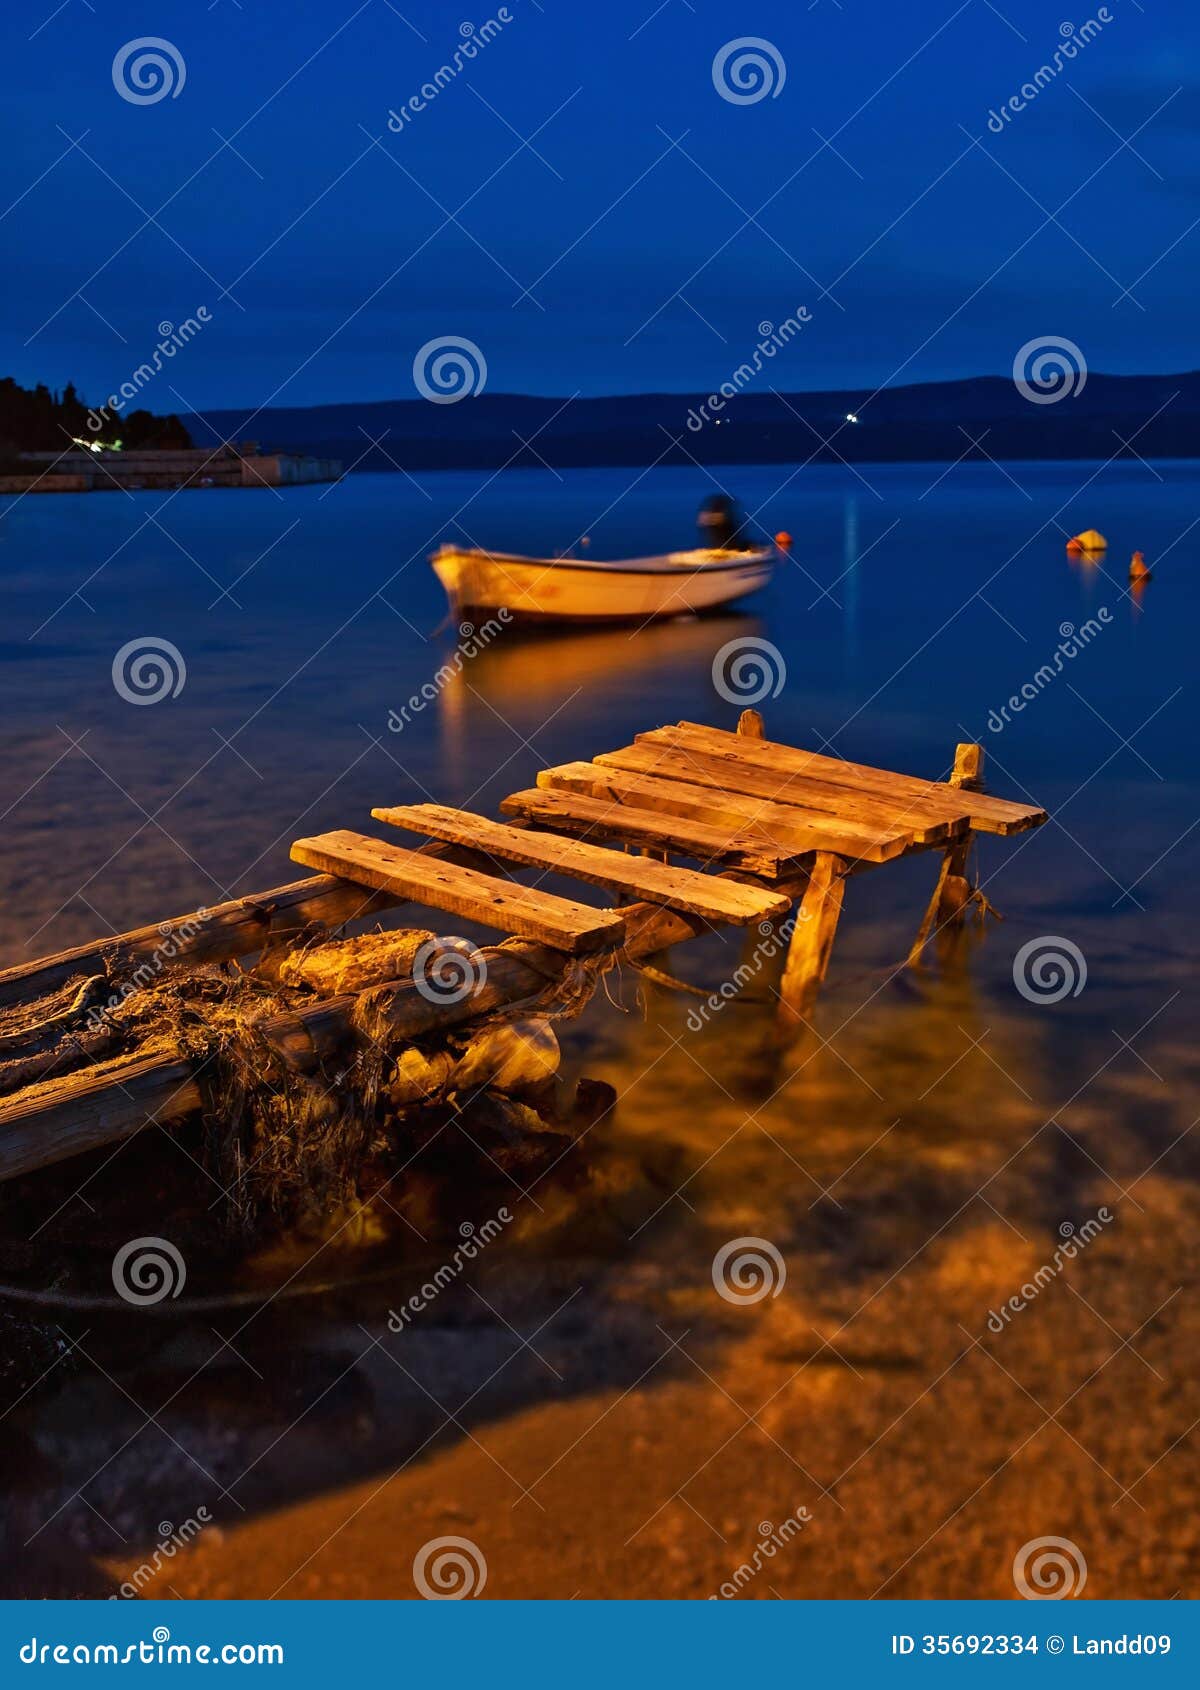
[0, 376, 193, 459]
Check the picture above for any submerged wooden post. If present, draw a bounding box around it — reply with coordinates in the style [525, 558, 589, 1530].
[737, 708, 765, 739]
[908, 741, 984, 967]
[779, 853, 845, 1024]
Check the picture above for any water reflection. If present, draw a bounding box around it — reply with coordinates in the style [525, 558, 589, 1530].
[438, 612, 762, 774]
[842, 495, 860, 673]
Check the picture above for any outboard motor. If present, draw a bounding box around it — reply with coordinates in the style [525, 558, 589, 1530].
[698, 492, 752, 551]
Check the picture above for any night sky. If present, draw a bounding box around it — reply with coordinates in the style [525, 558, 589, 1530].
[1, 0, 1194, 409]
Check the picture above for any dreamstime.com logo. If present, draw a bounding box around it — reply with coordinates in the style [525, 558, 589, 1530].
[986, 611, 1112, 733]
[686, 310, 812, 432]
[112, 1237, 187, 1306]
[387, 1211, 512, 1333]
[1012, 1535, 1088, 1598]
[112, 637, 186, 705]
[84, 912, 210, 1031]
[710, 1507, 812, 1598]
[986, 13, 1113, 133]
[86, 312, 212, 432]
[711, 636, 786, 706]
[112, 1511, 213, 1599]
[413, 335, 487, 403]
[412, 1535, 488, 1598]
[1012, 935, 1087, 1004]
[712, 1236, 786, 1304]
[19, 1628, 282, 1667]
[112, 38, 186, 105]
[986, 1209, 1113, 1334]
[412, 936, 488, 1006]
[712, 38, 786, 105]
[686, 915, 800, 1031]
[387, 12, 513, 133]
[387, 611, 511, 731]
[1013, 335, 1087, 405]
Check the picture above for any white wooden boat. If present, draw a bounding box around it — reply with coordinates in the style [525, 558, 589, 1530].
[431, 544, 775, 624]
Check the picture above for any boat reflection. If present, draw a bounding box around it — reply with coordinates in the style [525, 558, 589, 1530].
[437, 612, 763, 775]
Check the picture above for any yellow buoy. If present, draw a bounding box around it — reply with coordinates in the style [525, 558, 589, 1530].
[1068, 528, 1107, 551]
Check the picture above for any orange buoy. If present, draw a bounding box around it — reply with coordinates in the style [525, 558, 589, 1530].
[1129, 549, 1151, 580]
[775, 530, 793, 550]
[1065, 537, 1084, 554]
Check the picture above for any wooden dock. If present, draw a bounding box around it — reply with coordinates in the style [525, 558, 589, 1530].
[0, 715, 1046, 1186]
[312, 710, 1043, 1020]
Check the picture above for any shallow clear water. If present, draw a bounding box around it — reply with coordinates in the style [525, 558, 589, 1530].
[2, 461, 1198, 1597]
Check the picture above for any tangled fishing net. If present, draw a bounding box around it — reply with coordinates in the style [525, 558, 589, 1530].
[0, 926, 614, 1234]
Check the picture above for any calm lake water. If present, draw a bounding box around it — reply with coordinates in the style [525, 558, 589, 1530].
[2, 461, 1198, 1598]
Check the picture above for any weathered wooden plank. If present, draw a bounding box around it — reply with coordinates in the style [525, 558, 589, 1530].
[499, 787, 789, 878]
[539, 764, 910, 865]
[291, 831, 624, 954]
[600, 739, 964, 846]
[780, 853, 846, 1023]
[371, 804, 791, 926]
[0, 875, 398, 1011]
[664, 722, 1046, 835]
[0, 1052, 202, 1183]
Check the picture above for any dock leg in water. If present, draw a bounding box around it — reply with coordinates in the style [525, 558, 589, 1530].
[779, 852, 845, 1025]
[908, 741, 984, 969]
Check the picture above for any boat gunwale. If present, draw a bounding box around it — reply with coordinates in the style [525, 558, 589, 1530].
[431, 545, 775, 579]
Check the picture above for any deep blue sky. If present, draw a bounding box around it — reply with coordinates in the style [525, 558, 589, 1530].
[1, 0, 1195, 408]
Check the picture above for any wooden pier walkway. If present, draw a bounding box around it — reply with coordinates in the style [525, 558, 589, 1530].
[0, 715, 1046, 1184]
[296, 712, 1045, 1018]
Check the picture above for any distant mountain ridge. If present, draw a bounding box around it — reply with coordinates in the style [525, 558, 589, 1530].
[190, 371, 1200, 471]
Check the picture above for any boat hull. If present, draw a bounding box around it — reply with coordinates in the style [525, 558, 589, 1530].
[431, 547, 774, 624]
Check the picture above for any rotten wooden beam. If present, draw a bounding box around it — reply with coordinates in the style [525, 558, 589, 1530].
[0, 875, 391, 1011]
[0, 1052, 203, 1184]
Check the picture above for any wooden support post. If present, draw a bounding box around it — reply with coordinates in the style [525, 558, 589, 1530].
[951, 741, 985, 791]
[779, 853, 845, 1024]
[908, 742, 984, 968]
[737, 708, 765, 738]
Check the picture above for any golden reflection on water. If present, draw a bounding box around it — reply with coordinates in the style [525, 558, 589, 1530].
[570, 961, 1051, 1256]
[436, 612, 761, 776]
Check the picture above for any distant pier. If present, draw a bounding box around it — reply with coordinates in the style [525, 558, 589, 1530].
[0, 442, 343, 495]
